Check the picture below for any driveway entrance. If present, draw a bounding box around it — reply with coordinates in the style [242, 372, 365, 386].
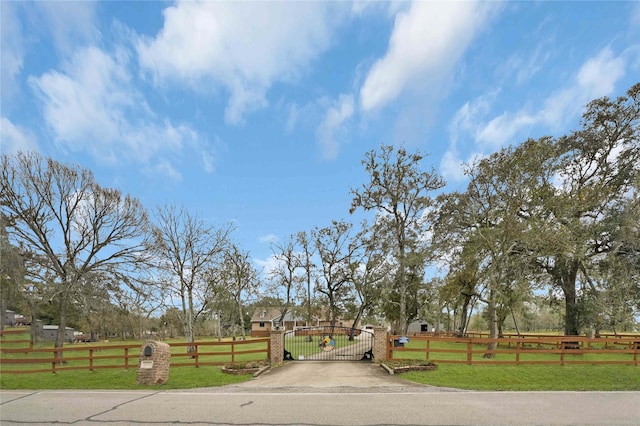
[233, 361, 422, 389]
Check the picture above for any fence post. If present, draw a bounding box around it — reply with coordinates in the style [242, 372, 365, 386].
[52, 349, 59, 374]
[89, 349, 94, 372]
[516, 341, 520, 365]
[467, 339, 473, 365]
[425, 338, 430, 362]
[124, 348, 129, 370]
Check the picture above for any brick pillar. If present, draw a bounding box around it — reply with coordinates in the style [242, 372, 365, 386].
[373, 326, 388, 361]
[137, 340, 171, 385]
[269, 329, 285, 365]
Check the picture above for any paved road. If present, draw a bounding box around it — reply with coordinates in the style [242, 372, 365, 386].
[2, 362, 639, 425]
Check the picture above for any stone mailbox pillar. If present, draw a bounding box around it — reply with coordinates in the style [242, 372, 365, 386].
[136, 340, 170, 385]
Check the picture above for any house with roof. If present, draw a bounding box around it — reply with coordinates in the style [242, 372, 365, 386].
[250, 307, 357, 337]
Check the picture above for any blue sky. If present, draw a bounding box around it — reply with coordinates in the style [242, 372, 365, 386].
[2, 1, 640, 275]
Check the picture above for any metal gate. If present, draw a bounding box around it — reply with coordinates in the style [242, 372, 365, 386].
[283, 326, 374, 361]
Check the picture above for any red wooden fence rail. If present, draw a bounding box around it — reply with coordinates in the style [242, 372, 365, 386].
[388, 335, 640, 366]
[0, 338, 270, 374]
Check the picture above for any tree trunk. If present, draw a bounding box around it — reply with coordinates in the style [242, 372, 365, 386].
[559, 263, 580, 336]
[398, 252, 408, 335]
[29, 309, 38, 346]
[55, 290, 69, 350]
[183, 291, 196, 354]
[328, 293, 336, 329]
[350, 305, 365, 341]
[0, 287, 6, 331]
[484, 287, 498, 358]
[458, 293, 472, 336]
[237, 300, 246, 340]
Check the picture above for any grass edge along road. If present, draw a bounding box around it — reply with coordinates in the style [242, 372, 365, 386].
[396, 363, 640, 391]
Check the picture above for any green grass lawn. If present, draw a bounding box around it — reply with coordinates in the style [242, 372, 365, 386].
[396, 364, 640, 391]
[0, 365, 252, 390]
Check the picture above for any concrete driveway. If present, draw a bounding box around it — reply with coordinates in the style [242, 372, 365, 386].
[225, 361, 457, 392]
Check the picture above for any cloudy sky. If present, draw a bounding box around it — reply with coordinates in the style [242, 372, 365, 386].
[2, 1, 639, 271]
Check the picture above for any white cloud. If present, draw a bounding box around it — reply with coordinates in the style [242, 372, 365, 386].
[442, 47, 630, 184]
[439, 149, 466, 183]
[136, 1, 342, 124]
[500, 42, 552, 85]
[201, 150, 215, 174]
[575, 48, 626, 100]
[475, 48, 626, 148]
[441, 92, 496, 182]
[259, 234, 279, 244]
[449, 92, 498, 146]
[631, 2, 640, 28]
[1, 2, 24, 101]
[150, 160, 182, 182]
[29, 45, 204, 181]
[316, 94, 354, 160]
[476, 111, 536, 149]
[253, 253, 280, 278]
[33, 1, 98, 55]
[0, 117, 39, 154]
[440, 147, 486, 184]
[360, 1, 499, 111]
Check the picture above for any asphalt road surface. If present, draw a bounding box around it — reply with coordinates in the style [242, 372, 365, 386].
[1, 362, 639, 425]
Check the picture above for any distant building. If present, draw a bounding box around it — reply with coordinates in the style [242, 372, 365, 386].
[4, 310, 17, 326]
[37, 324, 75, 343]
[407, 320, 443, 334]
[250, 307, 356, 337]
[3, 310, 27, 326]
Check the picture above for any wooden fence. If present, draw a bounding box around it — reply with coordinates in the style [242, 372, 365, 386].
[0, 338, 270, 374]
[388, 334, 640, 366]
[0, 328, 33, 351]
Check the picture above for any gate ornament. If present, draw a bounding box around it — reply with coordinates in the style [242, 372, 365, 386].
[320, 336, 335, 352]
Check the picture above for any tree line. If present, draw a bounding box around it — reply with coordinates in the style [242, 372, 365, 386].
[1, 83, 639, 350]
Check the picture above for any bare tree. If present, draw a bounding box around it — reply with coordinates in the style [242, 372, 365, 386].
[268, 234, 303, 328]
[210, 244, 259, 340]
[150, 205, 232, 350]
[313, 220, 361, 328]
[1, 152, 150, 349]
[296, 230, 317, 332]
